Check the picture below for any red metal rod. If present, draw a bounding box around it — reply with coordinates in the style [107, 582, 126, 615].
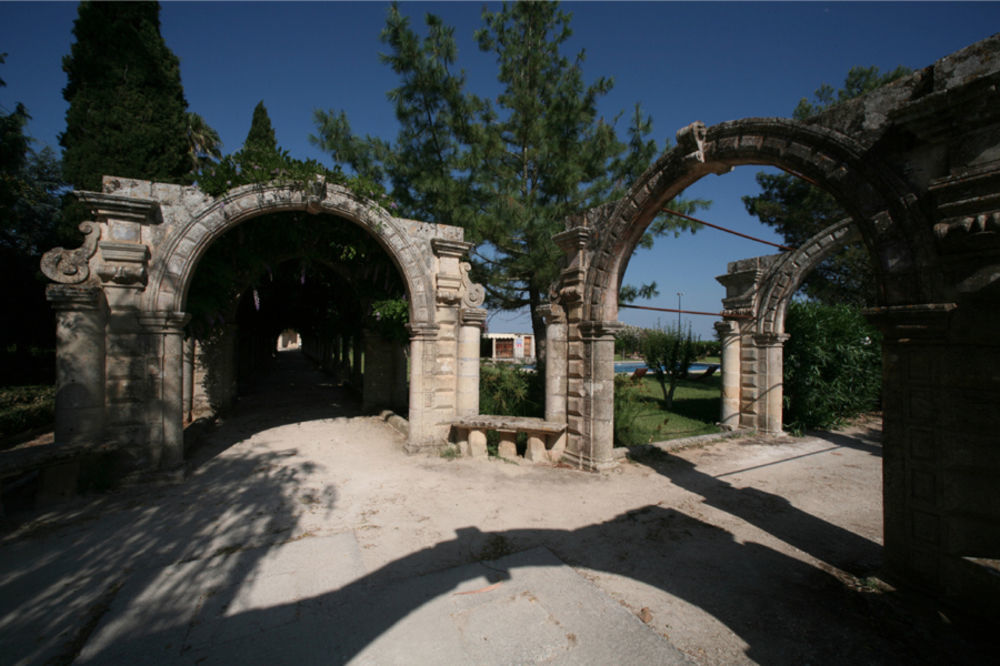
[661, 207, 796, 252]
[620, 303, 751, 319]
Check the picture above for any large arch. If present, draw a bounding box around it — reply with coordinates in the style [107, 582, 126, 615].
[547, 35, 1000, 615]
[548, 118, 930, 470]
[41, 176, 486, 473]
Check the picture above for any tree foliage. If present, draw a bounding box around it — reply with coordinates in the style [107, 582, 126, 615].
[0, 54, 67, 383]
[783, 301, 881, 432]
[60, 1, 192, 191]
[743, 65, 911, 306]
[640, 324, 697, 409]
[188, 102, 406, 349]
[313, 1, 708, 362]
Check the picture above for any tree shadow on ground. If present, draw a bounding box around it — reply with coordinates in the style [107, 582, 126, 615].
[0, 350, 355, 665]
[70, 504, 991, 665]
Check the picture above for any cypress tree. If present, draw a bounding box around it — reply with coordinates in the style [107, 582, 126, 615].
[60, 1, 190, 191]
[243, 101, 278, 155]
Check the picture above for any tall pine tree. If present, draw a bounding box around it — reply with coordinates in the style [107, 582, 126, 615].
[314, 1, 707, 362]
[60, 1, 191, 191]
[743, 65, 910, 306]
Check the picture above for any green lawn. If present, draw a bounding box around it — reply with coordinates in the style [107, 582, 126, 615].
[615, 372, 722, 446]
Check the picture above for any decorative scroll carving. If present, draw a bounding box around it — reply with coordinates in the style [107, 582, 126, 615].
[460, 262, 485, 308]
[40, 221, 100, 284]
[676, 121, 707, 163]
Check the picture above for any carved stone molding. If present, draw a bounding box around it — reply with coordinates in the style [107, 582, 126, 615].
[676, 121, 708, 163]
[539, 303, 567, 326]
[138, 311, 190, 334]
[406, 322, 440, 341]
[40, 221, 101, 284]
[75, 191, 162, 225]
[579, 320, 623, 341]
[45, 284, 104, 311]
[96, 241, 150, 287]
[430, 238, 473, 258]
[460, 307, 487, 328]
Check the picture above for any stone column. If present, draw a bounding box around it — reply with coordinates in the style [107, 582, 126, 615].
[753, 332, 789, 435]
[457, 309, 487, 417]
[182, 337, 195, 424]
[540, 304, 568, 426]
[569, 320, 621, 471]
[47, 285, 107, 447]
[138, 312, 190, 470]
[405, 322, 440, 453]
[714, 320, 742, 430]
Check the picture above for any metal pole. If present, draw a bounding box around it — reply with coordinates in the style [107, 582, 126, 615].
[676, 292, 683, 331]
[662, 207, 796, 252]
[619, 303, 752, 319]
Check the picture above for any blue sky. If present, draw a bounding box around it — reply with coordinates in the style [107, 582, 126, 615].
[3, 2, 999, 337]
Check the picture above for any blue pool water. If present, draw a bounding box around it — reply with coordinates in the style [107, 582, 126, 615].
[614, 361, 715, 374]
[515, 361, 718, 374]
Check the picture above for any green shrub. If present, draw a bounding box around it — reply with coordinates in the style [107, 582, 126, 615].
[479, 361, 543, 418]
[613, 375, 648, 447]
[0, 385, 56, 441]
[783, 301, 881, 432]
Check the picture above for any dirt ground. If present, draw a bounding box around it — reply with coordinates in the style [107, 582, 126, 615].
[0, 351, 993, 664]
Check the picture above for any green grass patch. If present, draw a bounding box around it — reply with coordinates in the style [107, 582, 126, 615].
[0, 385, 55, 443]
[615, 373, 721, 447]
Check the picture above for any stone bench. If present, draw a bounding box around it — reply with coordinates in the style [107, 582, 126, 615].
[447, 415, 567, 463]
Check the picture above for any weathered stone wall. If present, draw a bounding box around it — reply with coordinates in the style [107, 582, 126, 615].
[41, 177, 485, 469]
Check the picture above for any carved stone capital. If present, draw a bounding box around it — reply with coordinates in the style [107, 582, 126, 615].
[40, 221, 101, 284]
[579, 320, 623, 341]
[539, 303, 567, 326]
[460, 308, 487, 328]
[138, 311, 190, 334]
[714, 319, 741, 338]
[406, 322, 440, 341]
[45, 284, 104, 311]
[752, 332, 790, 347]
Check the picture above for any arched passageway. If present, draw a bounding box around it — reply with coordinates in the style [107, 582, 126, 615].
[547, 36, 1000, 614]
[41, 177, 486, 471]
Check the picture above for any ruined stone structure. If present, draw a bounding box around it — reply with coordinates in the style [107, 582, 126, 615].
[547, 35, 1000, 612]
[41, 177, 486, 469]
[714, 217, 860, 432]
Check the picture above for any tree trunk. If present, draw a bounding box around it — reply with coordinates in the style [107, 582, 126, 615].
[529, 287, 546, 369]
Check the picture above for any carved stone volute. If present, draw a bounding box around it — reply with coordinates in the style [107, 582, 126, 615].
[40, 221, 101, 284]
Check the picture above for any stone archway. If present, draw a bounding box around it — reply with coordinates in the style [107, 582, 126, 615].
[548, 35, 1000, 614]
[548, 117, 930, 471]
[42, 176, 485, 471]
[714, 217, 861, 432]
